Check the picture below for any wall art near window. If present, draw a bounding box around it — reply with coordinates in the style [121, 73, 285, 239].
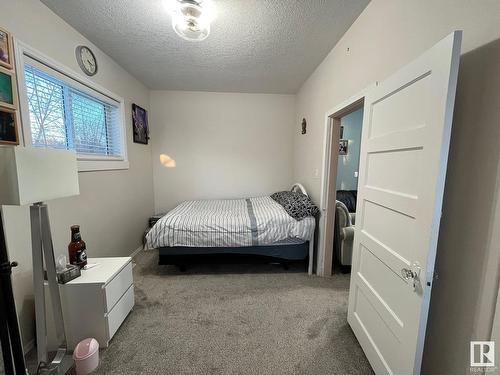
[0, 27, 12, 69]
[0, 107, 19, 145]
[339, 139, 348, 155]
[0, 67, 16, 109]
[132, 103, 149, 144]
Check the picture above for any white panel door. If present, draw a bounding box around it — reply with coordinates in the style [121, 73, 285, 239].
[347, 31, 462, 375]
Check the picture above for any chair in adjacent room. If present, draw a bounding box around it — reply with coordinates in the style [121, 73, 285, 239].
[334, 190, 357, 272]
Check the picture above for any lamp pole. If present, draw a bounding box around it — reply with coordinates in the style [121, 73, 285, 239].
[0, 210, 28, 374]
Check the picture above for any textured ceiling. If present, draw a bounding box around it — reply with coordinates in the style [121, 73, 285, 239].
[41, 0, 370, 93]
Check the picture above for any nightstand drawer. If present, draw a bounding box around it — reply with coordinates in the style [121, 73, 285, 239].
[105, 262, 133, 312]
[106, 284, 134, 341]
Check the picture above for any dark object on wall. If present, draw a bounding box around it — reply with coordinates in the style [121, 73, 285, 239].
[339, 139, 348, 155]
[0, 210, 28, 374]
[301, 118, 307, 134]
[132, 103, 149, 144]
[0, 108, 18, 145]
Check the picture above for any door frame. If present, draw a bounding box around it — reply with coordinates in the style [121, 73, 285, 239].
[317, 86, 374, 276]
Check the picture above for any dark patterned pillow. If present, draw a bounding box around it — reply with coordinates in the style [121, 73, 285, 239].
[271, 191, 319, 220]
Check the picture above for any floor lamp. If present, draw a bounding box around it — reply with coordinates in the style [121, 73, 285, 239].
[0, 147, 80, 375]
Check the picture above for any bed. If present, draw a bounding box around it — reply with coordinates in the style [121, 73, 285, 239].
[146, 183, 316, 274]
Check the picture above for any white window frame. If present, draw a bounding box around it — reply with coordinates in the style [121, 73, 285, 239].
[14, 39, 129, 172]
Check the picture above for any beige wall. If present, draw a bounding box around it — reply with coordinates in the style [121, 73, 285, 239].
[294, 0, 500, 203]
[424, 40, 500, 375]
[150, 91, 295, 212]
[293, 0, 500, 373]
[0, 0, 154, 348]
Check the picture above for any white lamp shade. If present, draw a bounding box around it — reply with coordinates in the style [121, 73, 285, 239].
[0, 147, 79, 205]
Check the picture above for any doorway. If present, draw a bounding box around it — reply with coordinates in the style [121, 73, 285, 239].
[333, 108, 364, 273]
[318, 94, 366, 277]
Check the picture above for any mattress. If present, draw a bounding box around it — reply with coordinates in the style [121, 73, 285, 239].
[146, 196, 315, 249]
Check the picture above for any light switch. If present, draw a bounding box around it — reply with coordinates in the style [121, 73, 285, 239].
[354, 171, 359, 178]
[313, 168, 320, 179]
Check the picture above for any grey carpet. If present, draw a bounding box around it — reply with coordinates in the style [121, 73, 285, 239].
[1, 251, 373, 374]
[94, 251, 373, 374]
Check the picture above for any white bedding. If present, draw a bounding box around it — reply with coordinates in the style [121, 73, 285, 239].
[146, 196, 315, 249]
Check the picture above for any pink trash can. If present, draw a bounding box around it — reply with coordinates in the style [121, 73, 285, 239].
[73, 338, 99, 374]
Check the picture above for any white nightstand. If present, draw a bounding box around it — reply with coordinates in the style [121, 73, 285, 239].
[46, 257, 135, 350]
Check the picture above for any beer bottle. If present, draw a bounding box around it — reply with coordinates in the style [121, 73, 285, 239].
[68, 225, 88, 268]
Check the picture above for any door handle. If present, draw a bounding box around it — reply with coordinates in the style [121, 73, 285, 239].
[401, 262, 421, 291]
[401, 268, 416, 280]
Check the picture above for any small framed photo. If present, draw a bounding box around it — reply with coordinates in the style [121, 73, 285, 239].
[0, 27, 12, 70]
[0, 67, 16, 109]
[339, 139, 348, 155]
[0, 107, 19, 145]
[132, 103, 149, 144]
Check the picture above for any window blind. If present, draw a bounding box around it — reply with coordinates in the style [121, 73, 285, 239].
[23, 57, 123, 159]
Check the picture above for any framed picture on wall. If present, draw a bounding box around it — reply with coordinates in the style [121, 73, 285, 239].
[339, 139, 348, 155]
[0, 107, 19, 145]
[0, 67, 16, 109]
[0, 27, 12, 69]
[132, 103, 149, 144]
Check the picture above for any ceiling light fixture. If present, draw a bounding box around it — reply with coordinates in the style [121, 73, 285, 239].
[166, 0, 216, 42]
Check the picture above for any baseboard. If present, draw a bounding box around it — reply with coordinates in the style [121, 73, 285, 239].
[130, 245, 143, 259]
[23, 338, 35, 355]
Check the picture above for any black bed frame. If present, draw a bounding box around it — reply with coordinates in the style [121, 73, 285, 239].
[158, 243, 310, 271]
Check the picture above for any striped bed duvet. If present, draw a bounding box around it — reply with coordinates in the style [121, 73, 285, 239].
[146, 196, 315, 249]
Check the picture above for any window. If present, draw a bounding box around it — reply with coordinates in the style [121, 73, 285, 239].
[18, 50, 127, 171]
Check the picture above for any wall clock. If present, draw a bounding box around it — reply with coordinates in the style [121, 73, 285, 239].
[75, 45, 97, 76]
